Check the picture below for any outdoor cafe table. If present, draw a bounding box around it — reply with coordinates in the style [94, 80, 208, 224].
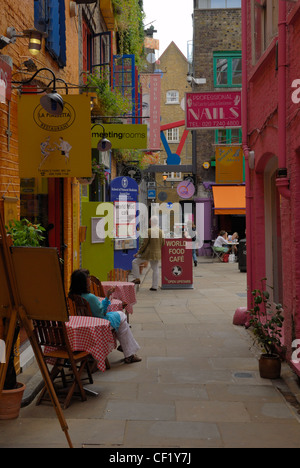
[45, 316, 116, 372]
[101, 281, 137, 315]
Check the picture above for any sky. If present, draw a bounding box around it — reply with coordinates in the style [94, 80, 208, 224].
[142, 0, 193, 58]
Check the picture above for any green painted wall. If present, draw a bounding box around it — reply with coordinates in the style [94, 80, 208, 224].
[81, 202, 114, 281]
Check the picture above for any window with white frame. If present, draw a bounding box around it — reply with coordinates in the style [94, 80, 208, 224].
[195, 0, 241, 8]
[166, 172, 182, 180]
[166, 128, 179, 143]
[166, 90, 179, 104]
[163, 160, 182, 180]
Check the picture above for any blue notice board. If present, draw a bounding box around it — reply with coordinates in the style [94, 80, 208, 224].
[110, 177, 139, 270]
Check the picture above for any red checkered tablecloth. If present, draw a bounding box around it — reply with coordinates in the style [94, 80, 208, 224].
[66, 316, 116, 371]
[45, 316, 116, 372]
[101, 281, 137, 314]
[98, 297, 123, 312]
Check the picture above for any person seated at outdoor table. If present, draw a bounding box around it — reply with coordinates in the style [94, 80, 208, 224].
[213, 230, 230, 260]
[227, 232, 239, 254]
[69, 269, 142, 364]
[228, 232, 239, 243]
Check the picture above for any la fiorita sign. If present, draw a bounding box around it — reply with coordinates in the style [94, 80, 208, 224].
[161, 238, 193, 289]
[185, 91, 242, 130]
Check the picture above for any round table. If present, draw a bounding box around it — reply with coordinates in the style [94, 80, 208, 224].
[101, 281, 137, 314]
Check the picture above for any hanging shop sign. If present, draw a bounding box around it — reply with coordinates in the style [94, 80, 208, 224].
[161, 238, 193, 289]
[185, 91, 242, 130]
[140, 74, 161, 151]
[0, 57, 12, 103]
[215, 145, 244, 184]
[18, 94, 91, 178]
[91, 124, 147, 150]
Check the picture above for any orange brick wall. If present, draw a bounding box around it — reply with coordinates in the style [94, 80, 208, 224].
[0, 0, 81, 291]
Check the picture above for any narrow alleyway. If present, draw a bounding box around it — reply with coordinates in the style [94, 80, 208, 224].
[1, 261, 300, 448]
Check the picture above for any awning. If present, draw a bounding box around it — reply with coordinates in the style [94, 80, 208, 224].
[212, 186, 246, 215]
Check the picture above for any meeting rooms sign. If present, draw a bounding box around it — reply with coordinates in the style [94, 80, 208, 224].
[185, 91, 242, 130]
[91, 124, 148, 150]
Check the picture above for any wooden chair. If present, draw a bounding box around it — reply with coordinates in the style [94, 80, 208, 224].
[90, 274, 128, 322]
[68, 294, 112, 370]
[107, 268, 129, 282]
[89, 275, 105, 297]
[68, 294, 93, 317]
[33, 319, 93, 409]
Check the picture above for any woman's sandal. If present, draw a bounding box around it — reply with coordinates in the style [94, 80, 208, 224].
[124, 354, 142, 364]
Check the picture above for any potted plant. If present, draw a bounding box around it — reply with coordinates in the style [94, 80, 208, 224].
[77, 159, 107, 186]
[91, 159, 106, 185]
[0, 219, 45, 419]
[248, 278, 285, 379]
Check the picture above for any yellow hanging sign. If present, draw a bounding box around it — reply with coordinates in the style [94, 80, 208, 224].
[91, 124, 148, 150]
[18, 95, 92, 178]
[215, 145, 243, 184]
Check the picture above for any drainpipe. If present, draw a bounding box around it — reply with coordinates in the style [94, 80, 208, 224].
[276, 0, 291, 199]
[242, 0, 254, 305]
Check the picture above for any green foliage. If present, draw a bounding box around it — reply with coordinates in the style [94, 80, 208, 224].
[248, 278, 284, 355]
[5, 219, 45, 247]
[86, 73, 131, 117]
[112, 0, 145, 66]
[115, 149, 147, 170]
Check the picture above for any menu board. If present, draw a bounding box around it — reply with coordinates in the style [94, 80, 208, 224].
[114, 201, 136, 239]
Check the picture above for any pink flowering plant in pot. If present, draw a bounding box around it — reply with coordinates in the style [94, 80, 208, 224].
[248, 278, 285, 379]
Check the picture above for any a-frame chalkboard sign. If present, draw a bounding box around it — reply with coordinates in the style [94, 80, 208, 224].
[0, 201, 73, 448]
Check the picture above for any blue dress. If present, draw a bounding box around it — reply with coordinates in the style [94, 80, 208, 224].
[81, 293, 121, 331]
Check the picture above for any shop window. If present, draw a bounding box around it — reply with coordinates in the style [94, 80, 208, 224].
[252, 0, 278, 63]
[264, 158, 282, 305]
[195, 0, 241, 9]
[82, 19, 93, 75]
[165, 172, 182, 181]
[34, 0, 66, 68]
[213, 51, 242, 88]
[215, 128, 242, 144]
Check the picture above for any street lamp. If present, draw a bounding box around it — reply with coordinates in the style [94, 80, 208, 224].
[6, 27, 47, 56]
[12, 67, 64, 116]
[91, 123, 112, 152]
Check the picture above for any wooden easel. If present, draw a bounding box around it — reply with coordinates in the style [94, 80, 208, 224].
[0, 203, 73, 448]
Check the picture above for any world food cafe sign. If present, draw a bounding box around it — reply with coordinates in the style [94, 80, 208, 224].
[185, 91, 242, 130]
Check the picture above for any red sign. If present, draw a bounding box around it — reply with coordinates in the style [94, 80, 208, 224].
[161, 238, 193, 289]
[141, 74, 161, 151]
[185, 91, 242, 130]
[0, 57, 12, 102]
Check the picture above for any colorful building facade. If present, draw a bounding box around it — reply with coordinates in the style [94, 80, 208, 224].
[243, 0, 300, 374]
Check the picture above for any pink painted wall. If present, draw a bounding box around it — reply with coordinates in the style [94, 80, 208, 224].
[244, 0, 300, 371]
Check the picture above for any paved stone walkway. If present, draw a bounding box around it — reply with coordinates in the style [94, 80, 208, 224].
[1, 260, 300, 448]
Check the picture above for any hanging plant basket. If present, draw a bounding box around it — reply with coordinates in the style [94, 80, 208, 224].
[77, 174, 96, 185]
